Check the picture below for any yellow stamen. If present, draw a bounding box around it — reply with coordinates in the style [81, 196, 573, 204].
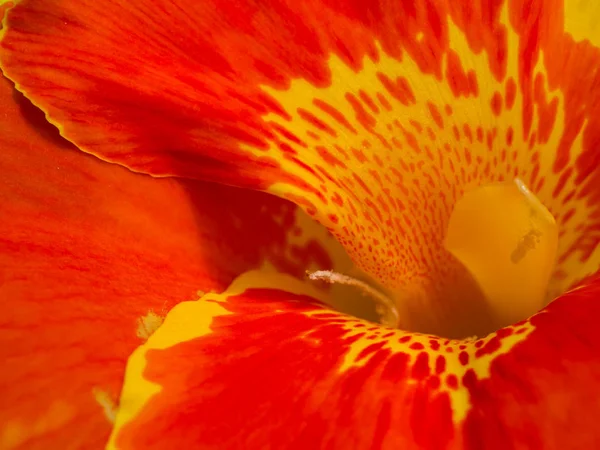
[444, 178, 558, 329]
[307, 270, 399, 328]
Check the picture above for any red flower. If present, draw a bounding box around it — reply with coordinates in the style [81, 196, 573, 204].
[1, 0, 600, 448]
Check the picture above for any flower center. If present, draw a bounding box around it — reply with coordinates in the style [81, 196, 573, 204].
[307, 269, 399, 327]
[310, 179, 558, 339]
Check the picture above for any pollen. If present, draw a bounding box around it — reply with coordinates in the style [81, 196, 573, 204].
[307, 270, 399, 327]
[444, 178, 558, 329]
[92, 387, 118, 424]
[136, 310, 165, 340]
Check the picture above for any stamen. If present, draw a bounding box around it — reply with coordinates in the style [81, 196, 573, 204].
[136, 310, 165, 340]
[92, 387, 118, 423]
[307, 270, 399, 327]
[444, 178, 558, 329]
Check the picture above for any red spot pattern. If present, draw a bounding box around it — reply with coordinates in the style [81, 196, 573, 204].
[115, 274, 600, 449]
[1, 0, 600, 333]
[490, 91, 503, 116]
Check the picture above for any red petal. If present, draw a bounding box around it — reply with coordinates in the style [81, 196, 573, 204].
[0, 76, 341, 448]
[2, 1, 600, 333]
[108, 270, 600, 449]
[462, 271, 600, 448]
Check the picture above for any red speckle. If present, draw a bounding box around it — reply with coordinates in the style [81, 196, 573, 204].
[505, 77, 517, 110]
[452, 125, 460, 141]
[463, 124, 473, 143]
[277, 141, 297, 155]
[458, 351, 469, 365]
[376, 92, 392, 111]
[270, 122, 307, 148]
[357, 342, 387, 361]
[476, 126, 484, 143]
[352, 173, 374, 196]
[328, 214, 339, 224]
[377, 72, 416, 106]
[446, 50, 472, 98]
[331, 192, 344, 206]
[506, 127, 514, 146]
[561, 208, 575, 225]
[313, 98, 357, 134]
[446, 374, 458, 390]
[411, 352, 430, 380]
[435, 355, 446, 374]
[306, 130, 320, 140]
[487, 129, 495, 151]
[475, 336, 502, 358]
[427, 102, 444, 129]
[490, 91, 503, 116]
[410, 120, 423, 133]
[461, 368, 477, 388]
[345, 93, 376, 129]
[316, 145, 347, 169]
[358, 90, 380, 114]
[297, 108, 337, 137]
[496, 327, 514, 338]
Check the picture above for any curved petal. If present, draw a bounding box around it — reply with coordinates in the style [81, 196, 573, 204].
[1, 1, 599, 332]
[108, 270, 600, 450]
[0, 76, 347, 448]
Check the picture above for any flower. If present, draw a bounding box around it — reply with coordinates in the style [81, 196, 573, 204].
[1, 0, 600, 449]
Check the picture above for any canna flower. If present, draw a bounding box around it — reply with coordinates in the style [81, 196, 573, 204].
[1, 0, 600, 448]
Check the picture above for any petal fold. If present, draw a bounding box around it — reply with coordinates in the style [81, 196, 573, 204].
[0, 75, 344, 448]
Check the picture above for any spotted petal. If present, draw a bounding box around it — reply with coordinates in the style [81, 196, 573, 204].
[108, 270, 600, 450]
[1, 1, 600, 335]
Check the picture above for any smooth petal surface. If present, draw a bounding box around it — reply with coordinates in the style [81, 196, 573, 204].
[108, 270, 600, 450]
[0, 75, 346, 449]
[1, 1, 599, 334]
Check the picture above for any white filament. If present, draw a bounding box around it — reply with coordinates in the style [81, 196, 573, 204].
[307, 270, 399, 328]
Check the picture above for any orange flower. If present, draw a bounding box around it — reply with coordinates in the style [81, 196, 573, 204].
[1, 0, 600, 448]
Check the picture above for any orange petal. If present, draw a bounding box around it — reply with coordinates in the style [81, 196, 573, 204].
[108, 270, 600, 449]
[1, 1, 599, 333]
[0, 76, 345, 448]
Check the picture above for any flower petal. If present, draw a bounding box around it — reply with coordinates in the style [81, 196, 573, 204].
[108, 269, 600, 449]
[2, 1, 600, 333]
[0, 76, 346, 448]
